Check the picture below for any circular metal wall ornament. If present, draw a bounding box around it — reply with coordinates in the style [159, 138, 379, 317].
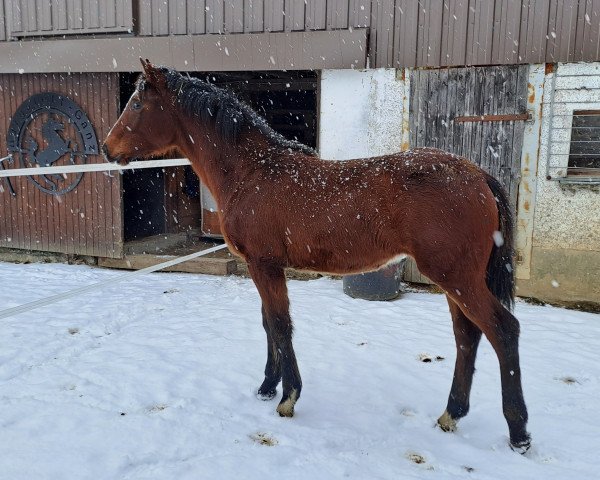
[6, 93, 99, 196]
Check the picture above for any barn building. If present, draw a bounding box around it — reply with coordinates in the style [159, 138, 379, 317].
[0, 1, 598, 305]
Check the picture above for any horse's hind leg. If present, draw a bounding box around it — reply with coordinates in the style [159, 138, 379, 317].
[257, 305, 282, 400]
[446, 284, 530, 451]
[248, 261, 302, 417]
[437, 296, 482, 433]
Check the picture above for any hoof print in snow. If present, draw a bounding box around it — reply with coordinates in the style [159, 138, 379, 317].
[557, 376, 580, 385]
[399, 408, 416, 417]
[249, 432, 277, 446]
[147, 404, 168, 413]
[418, 353, 445, 363]
[68, 328, 79, 335]
[406, 452, 432, 469]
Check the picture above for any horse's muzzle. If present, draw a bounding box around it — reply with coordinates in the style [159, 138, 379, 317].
[101, 143, 128, 165]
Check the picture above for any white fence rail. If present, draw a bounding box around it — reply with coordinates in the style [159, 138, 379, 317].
[0, 157, 191, 178]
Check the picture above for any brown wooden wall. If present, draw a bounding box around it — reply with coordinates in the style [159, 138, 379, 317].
[5, 0, 132, 37]
[0, 73, 123, 258]
[136, 0, 600, 67]
[1, 1, 599, 70]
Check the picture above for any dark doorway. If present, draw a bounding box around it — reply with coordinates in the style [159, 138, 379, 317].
[117, 70, 318, 242]
[119, 73, 167, 241]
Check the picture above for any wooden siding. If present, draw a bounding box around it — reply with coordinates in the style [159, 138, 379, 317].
[0, 73, 123, 257]
[0, 1, 5, 41]
[6, 0, 132, 37]
[0, 30, 368, 73]
[136, 0, 600, 67]
[0, 2, 598, 69]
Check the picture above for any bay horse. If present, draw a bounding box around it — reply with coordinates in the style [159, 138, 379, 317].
[103, 59, 531, 452]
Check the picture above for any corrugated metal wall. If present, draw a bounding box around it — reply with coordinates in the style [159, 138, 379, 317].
[135, 0, 600, 67]
[5, 0, 133, 37]
[0, 73, 123, 258]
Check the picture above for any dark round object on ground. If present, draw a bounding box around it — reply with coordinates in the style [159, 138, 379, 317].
[343, 259, 406, 301]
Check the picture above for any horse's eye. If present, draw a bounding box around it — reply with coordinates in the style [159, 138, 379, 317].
[131, 101, 142, 111]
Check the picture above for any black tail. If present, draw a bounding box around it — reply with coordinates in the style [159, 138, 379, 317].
[485, 174, 515, 311]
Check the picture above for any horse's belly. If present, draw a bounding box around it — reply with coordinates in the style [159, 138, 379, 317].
[287, 238, 406, 276]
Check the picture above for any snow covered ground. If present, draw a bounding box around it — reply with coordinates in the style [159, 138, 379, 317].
[0, 261, 599, 480]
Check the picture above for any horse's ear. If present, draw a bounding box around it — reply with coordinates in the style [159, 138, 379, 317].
[140, 59, 166, 88]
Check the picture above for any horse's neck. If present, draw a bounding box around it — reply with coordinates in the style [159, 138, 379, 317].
[177, 125, 263, 208]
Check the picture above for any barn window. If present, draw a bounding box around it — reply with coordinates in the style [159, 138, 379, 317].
[568, 110, 600, 177]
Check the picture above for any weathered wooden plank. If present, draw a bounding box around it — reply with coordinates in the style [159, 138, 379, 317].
[187, 0, 206, 34]
[460, 68, 474, 159]
[394, 0, 418, 67]
[264, 0, 284, 32]
[26, 0, 36, 31]
[10, 0, 23, 33]
[375, 0, 395, 68]
[0, 1, 6, 40]
[441, 0, 469, 67]
[38, 0, 52, 30]
[349, 0, 370, 28]
[117, 0, 132, 31]
[327, 0, 349, 29]
[137, 0, 152, 34]
[284, 0, 305, 31]
[244, 0, 264, 33]
[225, 0, 244, 33]
[168, 0, 188, 34]
[447, 67, 463, 155]
[98, 255, 237, 276]
[87, 0, 101, 29]
[547, 0, 579, 62]
[206, 0, 224, 33]
[417, 0, 443, 67]
[518, 0, 550, 63]
[408, 68, 420, 148]
[491, 0, 521, 64]
[103, 0, 117, 28]
[466, 0, 494, 65]
[574, 0, 600, 61]
[306, 0, 326, 30]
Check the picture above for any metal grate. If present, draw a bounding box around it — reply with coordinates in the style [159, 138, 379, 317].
[545, 65, 600, 184]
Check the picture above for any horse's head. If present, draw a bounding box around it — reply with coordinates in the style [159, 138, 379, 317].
[102, 58, 178, 165]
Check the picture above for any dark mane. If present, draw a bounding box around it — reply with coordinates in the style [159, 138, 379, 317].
[139, 67, 316, 156]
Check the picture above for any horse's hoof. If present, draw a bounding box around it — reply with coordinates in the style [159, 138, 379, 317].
[437, 410, 457, 432]
[256, 388, 277, 401]
[510, 437, 532, 455]
[276, 390, 298, 417]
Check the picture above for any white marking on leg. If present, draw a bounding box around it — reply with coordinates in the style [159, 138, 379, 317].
[437, 410, 458, 432]
[276, 389, 298, 417]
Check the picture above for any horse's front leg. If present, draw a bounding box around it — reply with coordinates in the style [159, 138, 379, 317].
[248, 261, 302, 417]
[257, 305, 282, 400]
